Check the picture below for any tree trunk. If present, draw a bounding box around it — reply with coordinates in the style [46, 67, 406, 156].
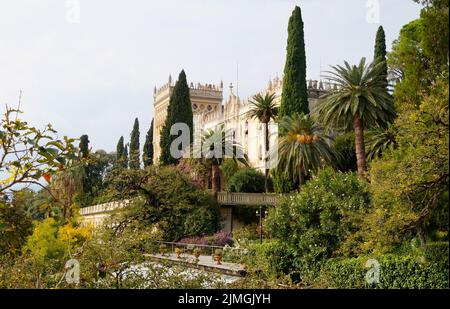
[211, 163, 221, 194]
[264, 122, 269, 193]
[353, 115, 366, 179]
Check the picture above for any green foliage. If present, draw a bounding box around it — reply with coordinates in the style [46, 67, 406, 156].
[266, 168, 371, 282]
[318, 254, 449, 289]
[280, 6, 309, 117]
[317, 58, 395, 131]
[220, 159, 239, 181]
[365, 124, 397, 161]
[247, 93, 278, 124]
[277, 113, 335, 186]
[248, 240, 294, 276]
[317, 57, 395, 178]
[0, 107, 77, 194]
[22, 218, 90, 263]
[362, 79, 449, 253]
[123, 145, 128, 168]
[0, 201, 33, 255]
[388, 1, 449, 109]
[77, 150, 116, 207]
[374, 26, 388, 90]
[107, 166, 220, 241]
[129, 118, 140, 169]
[424, 241, 449, 267]
[227, 168, 265, 193]
[142, 119, 154, 167]
[160, 70, 193, 165]
[116, 136, 126, 168]
[332, 132, 357, 172]
[79, 135, 90, 158]
[271, 168, 297, 193]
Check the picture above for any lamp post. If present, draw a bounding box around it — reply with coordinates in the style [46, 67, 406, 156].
[256, 205, 268, 244]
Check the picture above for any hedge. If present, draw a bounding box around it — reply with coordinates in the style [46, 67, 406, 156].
[319, 253, 449, 289]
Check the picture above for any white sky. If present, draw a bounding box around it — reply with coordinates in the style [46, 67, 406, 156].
[0, 0, 421, 153]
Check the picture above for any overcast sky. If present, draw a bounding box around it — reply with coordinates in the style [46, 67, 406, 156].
[0, 0, 421, 153]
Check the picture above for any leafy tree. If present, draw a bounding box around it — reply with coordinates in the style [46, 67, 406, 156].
[142, 119, 154, 167]
[160, 70, 193, 165]
[0, 106, 77, 194]
[277, 113, 334, 189]
[279, 6, 309, 117]
[227, 168, 265, 193]
[317, 58, 395, 179]
[247, 93, 278, 193]
[361, 78, 449, 252]
[129, 118, 140, 169]
[107, 166, 220, 241]
[388, 0, 448, 109]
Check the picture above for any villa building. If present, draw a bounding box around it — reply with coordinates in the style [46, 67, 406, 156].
[153, 75, 335, 170]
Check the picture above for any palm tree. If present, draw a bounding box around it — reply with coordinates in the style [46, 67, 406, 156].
[316, 57, 395, 179]
[365, 124, 397, 161]
[193, 126, 248, 194]
[247, 92, 278, 193]
[277, 113, 334, 189]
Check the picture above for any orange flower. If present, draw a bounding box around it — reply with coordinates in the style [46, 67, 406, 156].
[297, 134, 305, 143]
[305, 135, 312, 144]
[43, 173, 51, 183]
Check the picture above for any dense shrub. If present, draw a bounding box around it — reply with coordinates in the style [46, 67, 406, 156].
[424, 241, 449, 267]
[319, 254, 449, 289]
[265, 168, 371, 282]
[22, 218, 91, 263]
[227, 168, 265, 193]
[271, 168, 297, 193]
[244, 240, 295, 279]
[332, 132, 357, 172]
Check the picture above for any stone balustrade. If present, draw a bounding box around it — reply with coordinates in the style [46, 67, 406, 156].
[216, 192, 281, 206]
[79, 193, 283, 227]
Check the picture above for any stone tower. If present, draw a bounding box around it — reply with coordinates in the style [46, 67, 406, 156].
[152, 76, 223, 163]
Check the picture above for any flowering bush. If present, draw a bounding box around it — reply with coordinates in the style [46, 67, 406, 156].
[177, 230, 232, 247]
[265, 167, 371, 283]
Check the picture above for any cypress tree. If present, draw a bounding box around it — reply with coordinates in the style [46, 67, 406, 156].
[374, 25, 388, 89]
[159, 70, 193, 165]
[116, 136, 125, 168]
[129, 118, 140, 169]
[79, 134, 90, 195]
[279, 6, 309, 118]
[79, 134, 90, 158]
[143, 119, 154, 167]
[123, 144, 129, 169]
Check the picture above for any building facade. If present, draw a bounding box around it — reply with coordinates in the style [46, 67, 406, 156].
[153, 75, 334, 168]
